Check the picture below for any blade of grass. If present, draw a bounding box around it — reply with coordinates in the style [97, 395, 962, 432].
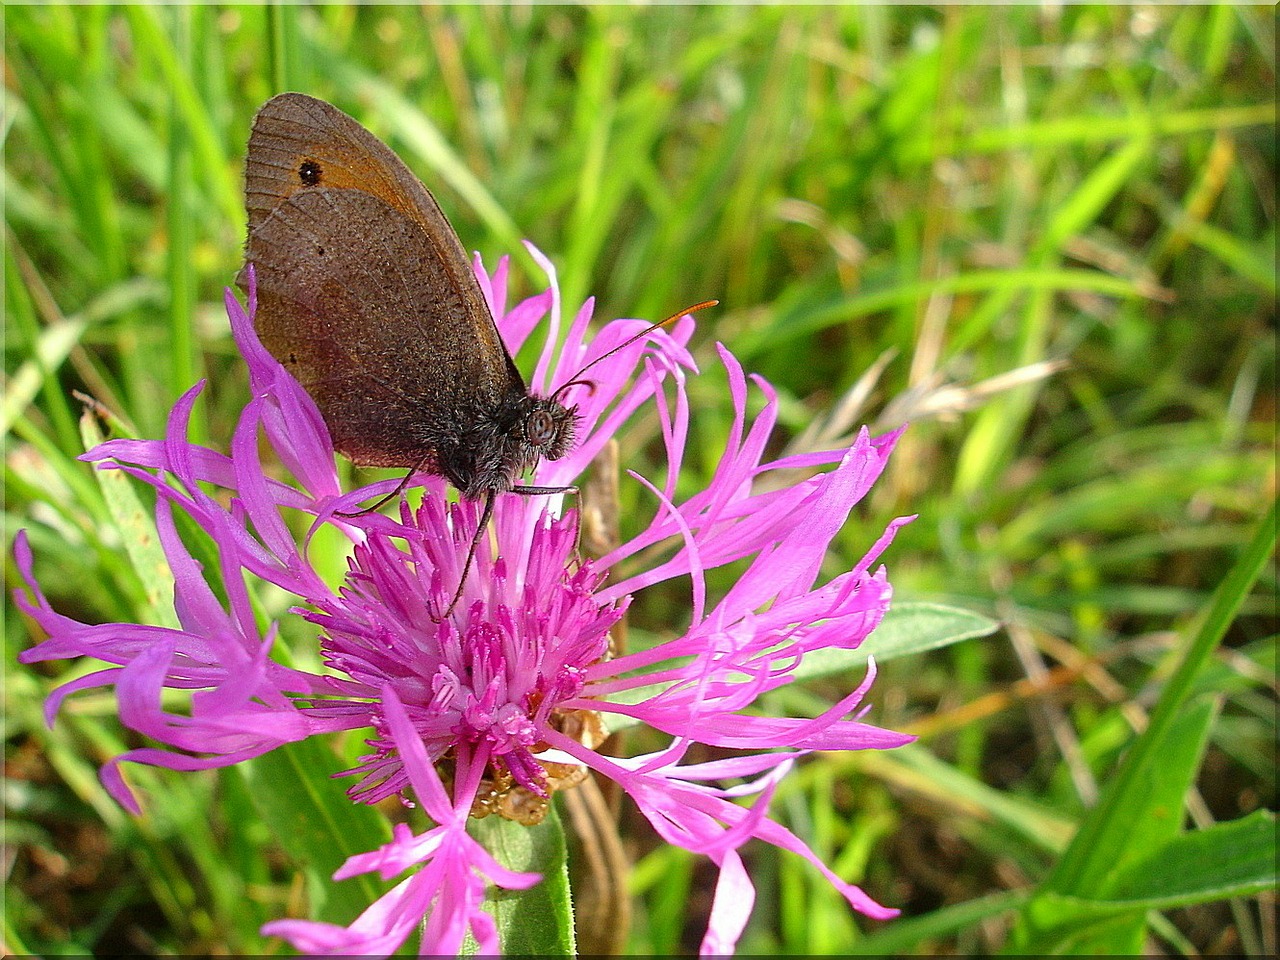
[1044, 497, 1277, 893]
[78, 410, 179, 630]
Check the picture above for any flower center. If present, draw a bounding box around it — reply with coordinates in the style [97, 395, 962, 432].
[307, 499, 622, 816]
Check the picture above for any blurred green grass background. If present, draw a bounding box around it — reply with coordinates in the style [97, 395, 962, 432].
[4, 4, 1275, 956]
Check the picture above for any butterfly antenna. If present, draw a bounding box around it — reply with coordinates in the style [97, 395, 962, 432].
[551, 299, 718, 403]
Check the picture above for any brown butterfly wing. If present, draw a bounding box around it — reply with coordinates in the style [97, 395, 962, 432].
[239, 92, 523, 467]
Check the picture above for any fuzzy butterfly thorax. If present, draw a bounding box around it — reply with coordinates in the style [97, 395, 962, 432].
[429, 391, 577, 498]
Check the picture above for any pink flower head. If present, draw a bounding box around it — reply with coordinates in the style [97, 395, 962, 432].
[16, 243, 915, 955]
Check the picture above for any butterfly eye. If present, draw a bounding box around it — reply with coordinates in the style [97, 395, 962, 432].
[526, 410, 558, 447]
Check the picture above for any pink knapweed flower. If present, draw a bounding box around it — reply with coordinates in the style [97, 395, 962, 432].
[16, 244, 914, 955]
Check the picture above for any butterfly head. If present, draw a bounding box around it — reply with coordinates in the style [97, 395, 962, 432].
[523, 395, 577, 464]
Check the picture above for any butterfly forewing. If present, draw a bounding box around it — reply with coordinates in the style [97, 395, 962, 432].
[240, 93, 523, 468]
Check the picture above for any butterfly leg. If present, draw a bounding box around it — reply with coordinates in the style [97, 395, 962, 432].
[432, 490, 496, 622]
[334, 459, 428, 518]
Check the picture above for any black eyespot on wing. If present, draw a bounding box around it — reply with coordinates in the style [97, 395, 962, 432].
[298, 160, 322, 186]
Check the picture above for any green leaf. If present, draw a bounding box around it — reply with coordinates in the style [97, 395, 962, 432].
[1101, 698, 1219, 895]
[800, 601, 1000, 679]
[1105, 810, 1278, 908]
[788, 601, 1000, 688]
[1014, 897, 1149, 956]
[1009, 500, 1278, 954]
[1044, 499, 1277, 895]
[468, 807, 576, 956]
[1012, 815, 1280, 960]
[1007, 696, 1220, 954]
